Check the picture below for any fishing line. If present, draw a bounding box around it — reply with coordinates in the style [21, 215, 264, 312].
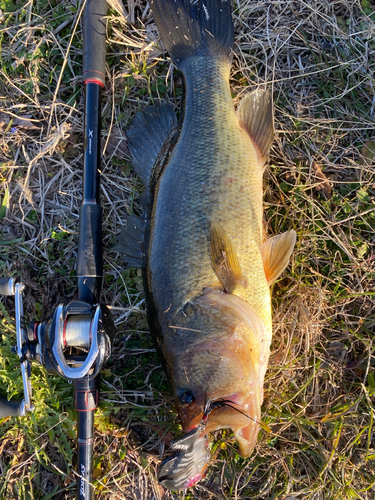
[203, 397, 261, 425]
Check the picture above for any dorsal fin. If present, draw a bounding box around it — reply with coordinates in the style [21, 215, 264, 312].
[127, 103, 178, 188]
[237, 89, 274, 167]
[210, 223, 245, 293]
[261, 230, 296, 285]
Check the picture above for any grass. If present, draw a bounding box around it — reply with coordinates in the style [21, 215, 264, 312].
[0, 0, 374, 498]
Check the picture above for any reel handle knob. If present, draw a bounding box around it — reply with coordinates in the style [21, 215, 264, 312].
[0, 396, 26, 418]
[0, 277, 20, 296]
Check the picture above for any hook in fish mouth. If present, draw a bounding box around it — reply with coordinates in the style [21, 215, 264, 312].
[158, 397, 260, 490]
[158, 398, 238, 490]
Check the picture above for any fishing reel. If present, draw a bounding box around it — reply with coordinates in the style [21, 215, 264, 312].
[0, 276, 114, 418]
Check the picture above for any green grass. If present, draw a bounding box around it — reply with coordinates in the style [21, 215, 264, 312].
[0, 0, 374, 498]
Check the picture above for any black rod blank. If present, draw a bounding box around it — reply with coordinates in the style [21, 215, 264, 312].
[75, 1, 107, 499]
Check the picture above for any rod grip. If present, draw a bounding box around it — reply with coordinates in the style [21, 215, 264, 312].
[77, 204, 103, 303]
[77, 204, 103, 279]
[0, 396, 23, 418]
[83, 0, 108, 85]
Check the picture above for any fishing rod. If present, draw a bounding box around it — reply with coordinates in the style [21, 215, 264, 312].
[0, 1, 113, 499]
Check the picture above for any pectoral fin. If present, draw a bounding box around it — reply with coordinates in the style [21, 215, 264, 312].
[237, 89, 274, 167]
[210, 223, 245, 293]
[261, 230, 296, 285]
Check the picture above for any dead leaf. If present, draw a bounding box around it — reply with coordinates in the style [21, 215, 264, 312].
[64, 472, 75, 486]
[13, 115, 43, 130]
[93, 466, 103, 479]
[0, 112, 43, 131]
[108, 0, 128, 20]
[0, 118, 8, 132]
[327, 341, 348, 364]
[0, 220, 22, 238]
[361, 140, 375, 164]
[312, 161, 332, 199]
[102, 125, 129, 157]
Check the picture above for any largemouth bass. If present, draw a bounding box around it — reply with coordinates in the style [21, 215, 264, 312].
[121, 0, 296, 490]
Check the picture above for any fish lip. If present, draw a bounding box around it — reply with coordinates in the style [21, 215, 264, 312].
[180, 391, 247, 431]
[159, 396, 255, 490]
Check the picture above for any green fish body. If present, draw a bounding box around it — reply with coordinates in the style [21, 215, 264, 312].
[122, 0, 296, 490]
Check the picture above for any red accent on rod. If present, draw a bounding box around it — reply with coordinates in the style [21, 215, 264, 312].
[84, 78, 105, 88]
[75, 390, 100, 411]
[83, 69, 105, 77]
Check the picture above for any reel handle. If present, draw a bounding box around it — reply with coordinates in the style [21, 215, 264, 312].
[0, 277, 18, 296]
[0, 396, 25, 418]
[0, 277, 34, 417]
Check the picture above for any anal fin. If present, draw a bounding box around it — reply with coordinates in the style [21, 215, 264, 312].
[261, 230, 296, 285]
[237, 89, 274, 167]
[113, 213, 147, 268]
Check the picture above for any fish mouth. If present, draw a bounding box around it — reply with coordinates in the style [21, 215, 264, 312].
[157, 398, 220, 491]
[158, 397, 250, 491]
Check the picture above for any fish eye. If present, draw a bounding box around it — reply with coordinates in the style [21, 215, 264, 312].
[177, 389, 195, 406]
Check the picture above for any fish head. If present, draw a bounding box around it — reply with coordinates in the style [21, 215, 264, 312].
[166, 290, 271, 459]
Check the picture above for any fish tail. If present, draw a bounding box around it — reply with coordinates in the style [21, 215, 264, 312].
[150, 0, 233, 69]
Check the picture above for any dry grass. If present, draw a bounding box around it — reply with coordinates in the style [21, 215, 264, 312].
[0, 0, 374, 498]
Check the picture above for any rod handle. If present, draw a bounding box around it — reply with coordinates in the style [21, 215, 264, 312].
[74, 376, 100, 500]
[77, 204, 103, 303]
[83, 0, 108, 86]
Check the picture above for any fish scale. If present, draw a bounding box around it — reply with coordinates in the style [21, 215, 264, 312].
[150, 57, 269, 324]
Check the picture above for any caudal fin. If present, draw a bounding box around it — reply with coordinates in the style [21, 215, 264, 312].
[150, 0, 233, 69]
